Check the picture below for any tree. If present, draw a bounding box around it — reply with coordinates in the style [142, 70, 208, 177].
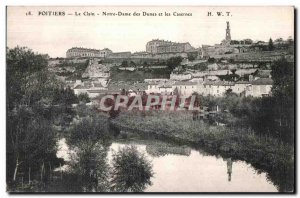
[110, 146, 153, 192]
[224, 88, 238, 97]
[287, 36, 294, 45]
[78, 92, 90, 103]
[207, 57, 216, 63]
[121, 61, 128, 68]
[166, 56, 183, 70]
[68, 113, 112, 191]
[187, 53, 197, 61]
[271, 58, 294, 98]
[72, 142, 110, 192]
[198, 63, 208, 71]
[268, 38, 274, 51]
[228, 58, 235, 63]
[129, 61, 136, 68]
[69, 116, 111, 147]
[230, 69, 237, 75]
[244, 39, 253, 45]
[6, 47, 74, 189]
[7, 107, 58, 183]
[270, 58, 294, 138]
[142, 61, 149, 69]
[230, 40, 240, 45]
[7, 47, 48, 109]
[275, 38, 283, 43]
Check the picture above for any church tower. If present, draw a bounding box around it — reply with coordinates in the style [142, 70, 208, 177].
[225, 21, 231, 44]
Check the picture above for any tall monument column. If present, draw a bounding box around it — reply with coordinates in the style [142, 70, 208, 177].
[226, 21, 231, 41]
[225, 21, 231, 44]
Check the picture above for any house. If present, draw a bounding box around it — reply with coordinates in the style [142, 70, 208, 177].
[128, 82, 148, 95]
[245, 78, 273, 97]
[146, 81, 174, 95]
[172, 81, 198, 97]
[158, 85, 173, 95]
[87, 90, 103, 98]
[235, 68, 258, 76]
[207, 63, 219, 70]
[73, 84, 91, 95]
[189, 77, 205, 83]
[107, 81, 148, 96]
[146, 82, 160, 94]
[144, 78, 169, 83]
[73, 81, 108, 98]
[232, 81, 251, 96]
[202, 81, 235, 96]
[256, 70, 272, 78]
[170, 73, 192, 81]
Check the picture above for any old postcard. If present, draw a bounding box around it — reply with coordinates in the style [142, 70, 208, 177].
[6, 6, 295, 193]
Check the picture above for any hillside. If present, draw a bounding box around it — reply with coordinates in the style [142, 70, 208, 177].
[110, 66, 172, 82]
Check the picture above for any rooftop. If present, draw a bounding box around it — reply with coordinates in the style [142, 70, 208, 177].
[74, 84, 90, 89]
[251, 78, 273, 85]
[203, 81, 235, 86]
[174, 81, 197, 86]
[235, 81, 251, 84]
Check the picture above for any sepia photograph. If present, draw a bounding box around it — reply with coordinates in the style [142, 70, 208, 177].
[6, 6, 295, 193]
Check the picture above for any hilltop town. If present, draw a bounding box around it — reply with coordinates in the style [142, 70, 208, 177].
[47, 21, 294, 101]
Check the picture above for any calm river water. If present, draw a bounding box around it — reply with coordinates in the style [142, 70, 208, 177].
[57, 138, 278, 192]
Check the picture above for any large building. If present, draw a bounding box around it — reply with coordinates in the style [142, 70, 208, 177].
[146, 39, 194, 54]
[66, 47, 112, 58]
[107, 51, 132, 59]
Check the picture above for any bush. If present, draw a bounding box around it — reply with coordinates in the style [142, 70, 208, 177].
[166, 56, 183, 70]
[110, 146, 153, 192]
[77, 93, 90, 103]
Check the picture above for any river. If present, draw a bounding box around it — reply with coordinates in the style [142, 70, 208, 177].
[57, 138, 278, 192]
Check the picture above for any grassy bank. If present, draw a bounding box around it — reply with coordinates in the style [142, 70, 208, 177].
[111, 111, 294, 192]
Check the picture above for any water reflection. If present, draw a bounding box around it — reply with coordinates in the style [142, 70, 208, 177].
[57, 138, 278, 192]
[146, 143, 191, 157]
[108, 141, 277, 192]
[225, 158, 232, 182]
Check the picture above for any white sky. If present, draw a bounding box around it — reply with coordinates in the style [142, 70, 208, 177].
[7, 6, 294, 58]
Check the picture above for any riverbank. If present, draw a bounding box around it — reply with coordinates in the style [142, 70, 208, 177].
[110, 111, 294, 192]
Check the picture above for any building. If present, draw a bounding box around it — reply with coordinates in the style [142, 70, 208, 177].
[170, 73, 192, 81]
[232, 81, 251, 96]
[245, 78, 273, 97]
[100, 48, 113, 57]
[172, 81, 198, 96]
[153, 52, 188, 59]
[73, 81, 108, 98]
[66, 47, 112, 58]
[202, 81, 235, 97]
[146, 80, 175, 95]
[146, 39, 194, 54]
[107, 52, 131, 59]
[144, 76, 272, 97]
[131, 51, 153, 58]
[144, 79, 169, 83]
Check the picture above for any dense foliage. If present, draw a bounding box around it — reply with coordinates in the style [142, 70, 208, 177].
[6, 47, 78, 191]
[110, 146, 153, 192]
[166, 56, 183, 70]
